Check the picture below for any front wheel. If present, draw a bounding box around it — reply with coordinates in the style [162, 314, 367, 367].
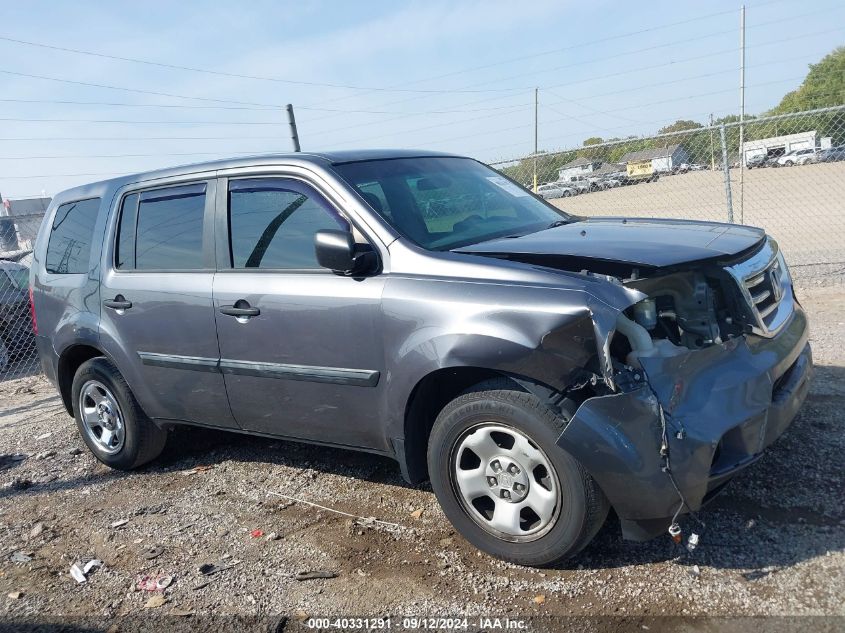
[427, 380, 608, 567]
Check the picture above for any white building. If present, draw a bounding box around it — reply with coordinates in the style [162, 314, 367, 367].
[557, 157, 602, 183]
[619, 144, 690, 174]
[741, 130, 816, 166]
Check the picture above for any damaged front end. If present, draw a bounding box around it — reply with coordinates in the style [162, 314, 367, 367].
[558, 238, 813, 540]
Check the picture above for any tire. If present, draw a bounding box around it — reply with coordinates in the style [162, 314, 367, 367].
[427, 379, 609, 567]
[563, 190, 571, 197]
[71, 357, 167, 470]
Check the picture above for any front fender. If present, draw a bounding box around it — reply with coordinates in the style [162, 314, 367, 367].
[380, 275, 641, 441]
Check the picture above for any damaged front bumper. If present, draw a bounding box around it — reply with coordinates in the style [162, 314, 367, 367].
[557, 302, 812, 541]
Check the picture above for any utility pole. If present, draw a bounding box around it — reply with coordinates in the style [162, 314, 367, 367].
[720, 125, 734, 224]
[709, 113, 715, 170]
[533, 87, 538, 192]
[286, 104, 301, 152]
[738, 5, 746, 223]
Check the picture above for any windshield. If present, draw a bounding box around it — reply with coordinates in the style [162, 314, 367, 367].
[334, 157, 570, 250]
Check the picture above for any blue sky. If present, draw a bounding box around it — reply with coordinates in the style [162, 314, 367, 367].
[0, 0, 842, 197]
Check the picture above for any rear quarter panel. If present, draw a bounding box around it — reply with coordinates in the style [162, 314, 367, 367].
[31, 184, 115, 380]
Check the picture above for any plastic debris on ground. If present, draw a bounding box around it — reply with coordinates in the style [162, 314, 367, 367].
[70, 559, 102, 583]
[295, 570, 338, 581]
[137, 573, 174, 592]
[10, 551, 32, 563]
[181, 465, 213, 476]
[197, 560, 240, 576]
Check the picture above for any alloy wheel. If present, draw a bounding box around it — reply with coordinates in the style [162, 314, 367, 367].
[78, 380, 126, 454]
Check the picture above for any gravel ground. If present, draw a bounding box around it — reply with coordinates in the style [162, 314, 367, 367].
[0, 284, 843, 631]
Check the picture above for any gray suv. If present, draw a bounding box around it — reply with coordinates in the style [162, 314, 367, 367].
[31, 150, 811, 566]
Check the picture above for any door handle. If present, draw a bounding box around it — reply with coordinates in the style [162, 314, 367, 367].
[220, 304, 260, 317]
[104, 296, 132, 310]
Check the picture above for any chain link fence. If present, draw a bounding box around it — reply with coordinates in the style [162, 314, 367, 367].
[0, 263, 37, 379]
[1, 106, 844, 383]
[0, 211, 41, 381]
[490, 105, 845, 284]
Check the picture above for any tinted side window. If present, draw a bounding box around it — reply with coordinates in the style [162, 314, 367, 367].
[115, 193, 139, 269]
[134, 184, 205, 270]
[228, 179, 346, 269]
[45, 198, 101, 274]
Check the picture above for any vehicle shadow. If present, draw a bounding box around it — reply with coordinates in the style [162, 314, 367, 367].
[156, 424, 412, 490]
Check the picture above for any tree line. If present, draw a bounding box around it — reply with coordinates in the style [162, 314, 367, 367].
[501, 46, 845, 184]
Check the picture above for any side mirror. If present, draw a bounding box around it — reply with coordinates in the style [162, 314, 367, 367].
[314, 229, 376, 276]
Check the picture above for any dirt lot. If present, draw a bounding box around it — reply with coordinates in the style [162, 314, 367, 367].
[0, 285, 843, 631]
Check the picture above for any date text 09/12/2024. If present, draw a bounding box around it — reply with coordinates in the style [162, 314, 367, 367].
[305, 617, 528, 630]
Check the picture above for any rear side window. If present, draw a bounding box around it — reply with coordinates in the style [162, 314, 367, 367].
[116, 183, 206, 271]
[45, 198, 101, 274]
[228, 178, 347, 269]
[115, 193, 139, 269]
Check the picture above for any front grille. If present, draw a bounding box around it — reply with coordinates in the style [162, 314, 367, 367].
[726, 238, 793, 337]
[743, 257, 784, 327]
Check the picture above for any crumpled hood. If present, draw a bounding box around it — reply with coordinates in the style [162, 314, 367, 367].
[455, 217, 766, 268]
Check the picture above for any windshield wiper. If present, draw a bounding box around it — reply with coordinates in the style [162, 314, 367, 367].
[547, 219, 569, 229]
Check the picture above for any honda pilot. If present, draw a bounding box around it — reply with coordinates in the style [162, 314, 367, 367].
[31, 150, 811, 566]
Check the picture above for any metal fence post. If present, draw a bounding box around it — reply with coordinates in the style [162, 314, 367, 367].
[719, 124, 734, 223]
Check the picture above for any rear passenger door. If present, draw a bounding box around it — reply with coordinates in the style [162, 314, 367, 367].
[98, 179, 237, 428]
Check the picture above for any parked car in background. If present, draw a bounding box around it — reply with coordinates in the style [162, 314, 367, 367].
[536, 183, 575, 199]
[0, 260, 35, 372]
[674, 163, 707, 173]
[0, 249, 33, 263]
[776, 148, 816, 166]
[746, 154, 769, 169]
[31, 150, 811, 567]
[598, 177, 622, 190]
[0, 249, 34, 268]
[567, 179, 591, 194]
[816, 145, 845, 162]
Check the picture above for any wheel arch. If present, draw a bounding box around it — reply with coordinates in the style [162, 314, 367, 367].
[397, 367, 562, 485]
[57, 343, 111, 416]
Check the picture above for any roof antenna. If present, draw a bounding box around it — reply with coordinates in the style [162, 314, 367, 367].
[286, 104, 301, 152]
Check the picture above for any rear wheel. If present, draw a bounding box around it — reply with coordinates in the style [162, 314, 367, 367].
[71, 357, 167, 470]
[428, 380, 608, 567]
